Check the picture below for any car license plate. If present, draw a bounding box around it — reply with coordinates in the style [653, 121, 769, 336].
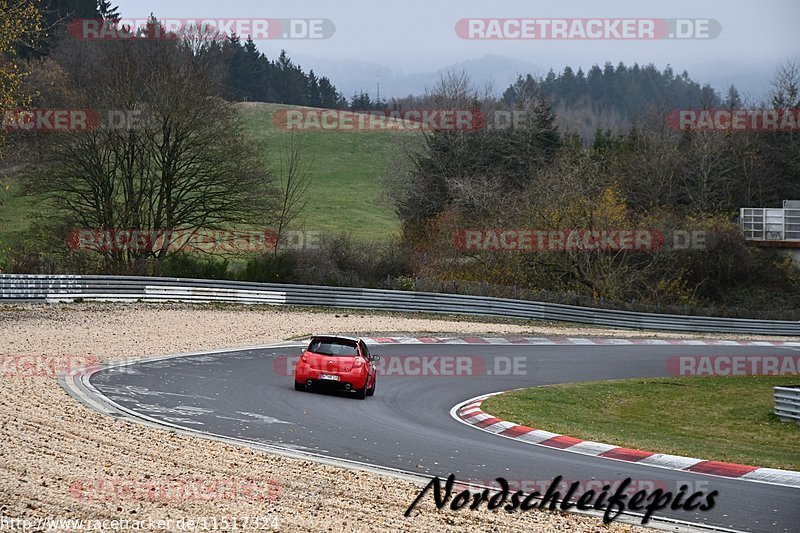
[320, 374, 340, 381]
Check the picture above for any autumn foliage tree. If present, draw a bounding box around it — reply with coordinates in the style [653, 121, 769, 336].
[0, 0, 43, 160]
[0, 0, 42, 229]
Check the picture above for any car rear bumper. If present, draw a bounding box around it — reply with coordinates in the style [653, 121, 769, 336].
[295, 366, 368, 390]
[297, 378, 361, 392]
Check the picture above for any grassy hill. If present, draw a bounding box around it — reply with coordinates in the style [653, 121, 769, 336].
[239, 103, 406, 241]
[0, 102, 405, 246]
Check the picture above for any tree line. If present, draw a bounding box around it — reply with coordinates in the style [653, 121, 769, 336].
[502, 63, 744, 141]
[18, 0, 347, 109]
[503, 63, 737, 119]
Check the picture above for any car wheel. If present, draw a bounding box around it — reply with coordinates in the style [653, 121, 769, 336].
[367, 379, 375, 396]
[294, 381, 304, 391]
[354, 385, 367, 399]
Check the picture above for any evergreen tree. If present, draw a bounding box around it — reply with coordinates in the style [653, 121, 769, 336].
[239, 36, 264, 100]
[18, 0, 102, 58]
[723, 85, 742, 109]
[26, 4, 347, 110]
[319, 76, 344, 108]
[306, 70, 321, 107]
[97, 0, 119, 20]
[504, 61, 728, 121]
[351, 91, 376, 110]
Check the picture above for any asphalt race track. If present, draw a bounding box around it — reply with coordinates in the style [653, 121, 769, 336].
[86, 342, 800, 532]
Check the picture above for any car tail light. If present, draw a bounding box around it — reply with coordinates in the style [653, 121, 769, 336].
[300, 352, 308, 363]
[353, 358, 364, 368]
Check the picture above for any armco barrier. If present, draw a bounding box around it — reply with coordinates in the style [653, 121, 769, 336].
[774, 386, 800, 424]
[1, 274, 799, 335]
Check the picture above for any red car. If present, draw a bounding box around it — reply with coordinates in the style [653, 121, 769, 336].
[294, 336, 380, 399]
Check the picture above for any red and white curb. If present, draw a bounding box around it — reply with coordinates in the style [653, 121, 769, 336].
[364, 336, 800, 347]
[451, 392, 800, 489]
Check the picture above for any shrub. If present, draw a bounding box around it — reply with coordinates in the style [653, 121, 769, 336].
[158, 253, 230, 280]
[238, 253, 297, 283]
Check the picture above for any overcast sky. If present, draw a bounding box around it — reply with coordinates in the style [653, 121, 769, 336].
[111, 0, 800, 99]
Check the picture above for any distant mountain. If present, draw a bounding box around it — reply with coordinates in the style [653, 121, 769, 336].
[292, 54, 542, 99]
[292, 53, 777, 106]
[686, 60, 777, 104]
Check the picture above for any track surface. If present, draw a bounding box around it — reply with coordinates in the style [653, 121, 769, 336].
[89, 343, 800, 532]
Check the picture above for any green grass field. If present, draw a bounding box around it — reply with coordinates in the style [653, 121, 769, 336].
[0, 175, 43, 237]
[0, 102, 406, 244]
[482, 376, 800, 470]
[237, 102, 405, 240]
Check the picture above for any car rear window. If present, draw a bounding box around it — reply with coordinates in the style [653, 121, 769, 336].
[308, 339, 359, 356]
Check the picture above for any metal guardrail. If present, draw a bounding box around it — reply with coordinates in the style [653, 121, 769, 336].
[1, 274, 799, 335]
[774, 386, 800, 424]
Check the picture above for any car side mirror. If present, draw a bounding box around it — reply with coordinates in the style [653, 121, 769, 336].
[371, 354, 380, 362]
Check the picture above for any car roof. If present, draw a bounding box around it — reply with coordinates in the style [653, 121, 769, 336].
[309, 335, 361, 343]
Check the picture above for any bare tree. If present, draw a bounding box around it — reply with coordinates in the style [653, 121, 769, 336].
[771, 60, 800, 109]
[36, 35, 274, 272]
[679, 132, 739, 212]
[272, 129, 312, 255]
[615, 129, 684, 212]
